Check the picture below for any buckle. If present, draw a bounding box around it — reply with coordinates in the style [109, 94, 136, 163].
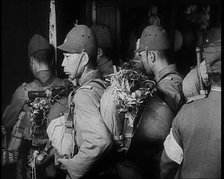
[65, 121, 73, 128]
[65, 128, 73, 133]
[113, 135, 124, 141]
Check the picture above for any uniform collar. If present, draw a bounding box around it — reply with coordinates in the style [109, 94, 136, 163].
[211, 87, 221, 92]
[79, 70, 101, 86]
[155, 64, 177, 83]
[97, 56, 111, 67]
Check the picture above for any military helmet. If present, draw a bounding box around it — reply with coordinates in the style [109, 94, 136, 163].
[57, 24, 97, 57]
[204, 40, 221, 74]
[91, 24, 112, 48]
[203, 28, 221, 74]
[136, 25, 171, 52]
[28, 34, 52, 58]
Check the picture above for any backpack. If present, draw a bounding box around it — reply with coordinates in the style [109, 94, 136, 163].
[5, 81, 70, 164]
[100, 79, 156, 153]
[47, 79, 106, 164]
[100, 71, 182, 153]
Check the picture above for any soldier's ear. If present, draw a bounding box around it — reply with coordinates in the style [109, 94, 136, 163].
[97, 48, 103, 58]
[82, 52, 89, 66]
[150, 51, 156, 63]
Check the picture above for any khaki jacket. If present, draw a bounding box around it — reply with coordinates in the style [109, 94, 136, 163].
[155, 64, 184, 113]
[160, 90, 221, 179]
[63, 70, 112, 179]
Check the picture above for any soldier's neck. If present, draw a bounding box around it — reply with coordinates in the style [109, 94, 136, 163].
[35, 70, 52, 84]
[78, 65, 96, 85]
[153, 59, 169, 75]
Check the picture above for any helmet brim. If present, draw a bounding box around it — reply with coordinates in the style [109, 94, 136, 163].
[57, 42, 82, 54]
[134, 47, 144, 53]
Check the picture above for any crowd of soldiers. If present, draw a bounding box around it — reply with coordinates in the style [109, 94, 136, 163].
[1, 21, 221, 179]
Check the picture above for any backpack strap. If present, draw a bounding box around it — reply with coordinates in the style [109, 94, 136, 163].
[89, 79, 107, 90]
[156, 71, 182, 113]
[64, 79, 105, 156]
[121, 117, 134, 152]
[65, 90, 76, 133]
[65, 79, 106, 132]
[156, 71, 182, 84]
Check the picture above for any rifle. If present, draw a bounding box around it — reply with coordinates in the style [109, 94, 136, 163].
[28, 81, 74, 101]
[27, 81, 74, 132]
[195, 47, 207, 97]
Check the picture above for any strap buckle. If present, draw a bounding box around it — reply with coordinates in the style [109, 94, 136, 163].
[65, 121, 73, 128]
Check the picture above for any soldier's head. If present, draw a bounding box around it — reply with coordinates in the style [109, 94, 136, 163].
[135, 25, 172, 75]
[91, 24, 115, 76]
[203, 28, 221, 86]
[58, 25, 98, 80]
[28, 34, 54, 76]
[91, 24, 113, 59]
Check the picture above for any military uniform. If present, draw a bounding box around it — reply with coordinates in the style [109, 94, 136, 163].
[126, 25, 185, 179]
[160, 27, 221, 179]
[182, 67, 201, 100]
[135, 25, 184, 114]
[155, 64, 184, 113]
[2, 34, 69, 179]
[2, 70, 68, 179]
[182, 28, 221, 102]
[160, 89, 221, 178]
[59, 70, 112, 179]
[2, 71, 67, 130]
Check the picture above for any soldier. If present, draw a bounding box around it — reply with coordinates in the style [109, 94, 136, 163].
[160, 29, 221, 179]
[182, 27, 221, 102]
[91, 24, 114, 77]
[2, 34, 68, 179]
[135, 25, 184, 113]
[182, 60, 209, 102]
[127, 25, 184, 178]
[56, 24, 112, 179]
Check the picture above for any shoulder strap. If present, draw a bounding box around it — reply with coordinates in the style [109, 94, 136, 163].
[65, 90, 76, 132]
[157, 71, 182, 84]
[89, 79, 106, 90]
[156, 72, 182, 112]
[21, 82, 31, 91]
[65, 79, 106, 131]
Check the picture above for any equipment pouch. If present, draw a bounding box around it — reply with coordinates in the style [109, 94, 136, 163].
[46, 114, 75, 159]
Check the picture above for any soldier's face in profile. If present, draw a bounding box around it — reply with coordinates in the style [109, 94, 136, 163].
[62, 52, 83, 80]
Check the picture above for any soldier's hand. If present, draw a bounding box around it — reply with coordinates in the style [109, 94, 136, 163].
[35, 148, 55, 166]
[57, 158, 69, 170]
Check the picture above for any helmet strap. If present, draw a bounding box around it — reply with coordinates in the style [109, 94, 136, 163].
[145, 47, 152, 73]
[145, 47, 149, 62]
[72, 49, 85, 80]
